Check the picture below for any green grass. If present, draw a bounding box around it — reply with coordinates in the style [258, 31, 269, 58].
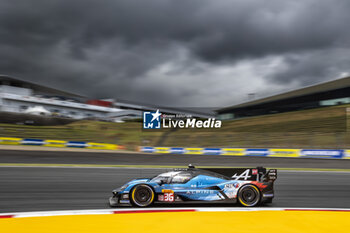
[0, 121, 165, 150]
[160, 105, 349, 148]
[0, 104, 349, 149]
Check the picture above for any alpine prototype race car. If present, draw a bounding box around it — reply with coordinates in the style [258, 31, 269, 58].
[109, 165, 277, 207]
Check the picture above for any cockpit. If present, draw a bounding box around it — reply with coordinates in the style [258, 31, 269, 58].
[151, 171, 193, 184]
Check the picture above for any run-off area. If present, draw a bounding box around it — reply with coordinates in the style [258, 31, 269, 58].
[1, 209, 350, 233]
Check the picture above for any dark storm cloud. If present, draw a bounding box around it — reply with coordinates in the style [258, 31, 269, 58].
[0, 0, 349, 106]
[190, 1, 350, 61]
[268, 49, 350, 86]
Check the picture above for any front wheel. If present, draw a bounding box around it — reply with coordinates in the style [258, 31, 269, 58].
[237, 184, 261, 207]
[130, 184, 155, 207]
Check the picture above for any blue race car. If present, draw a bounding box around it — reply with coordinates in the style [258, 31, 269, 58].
[109, 165, 277, 207]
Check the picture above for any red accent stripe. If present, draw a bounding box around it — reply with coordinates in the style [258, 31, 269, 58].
[0, 215, 14, 219]
[113, 209, 196, 214]
[285, 209, 350, 212]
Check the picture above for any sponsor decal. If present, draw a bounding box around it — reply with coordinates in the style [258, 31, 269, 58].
[0, 137, 22, 145]
[300, 149, 344, 158]
[66, 141, 86, 148]
[245, 149, 269, 156]
[269, 149, 300, 157]
[21, 138, 45, 145]
[203, 148, 221, 155]
[267, 169, 277, 180]
[155, 147, 170, 153]
[143, 109, 222, 129]
[232, 169, 251, 180]
[186, 190, 214, 195]
[44, 140, 66, 147]
[251, 181, 267, 189]
[185, 148, 203, 154]
[141, 147, 156, 153]
[161, 189, 174, 193]
[119, 200, 130, 204]
[87, 142, 117, 150]
[345, 150, 350, 159]
[225, 191, 236, 199]
[164, 193, 174, 202]
[170, 147, 185, 154]
[221, 148, 245, 156]
[225, 183, 240, 189]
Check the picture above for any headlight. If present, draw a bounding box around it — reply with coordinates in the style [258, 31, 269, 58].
[120, 184, 128, 190]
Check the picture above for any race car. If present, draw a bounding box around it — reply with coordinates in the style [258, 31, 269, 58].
[109, 165, 277, 207]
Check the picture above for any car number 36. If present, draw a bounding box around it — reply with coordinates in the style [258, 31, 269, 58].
[164, 193, 174, 202]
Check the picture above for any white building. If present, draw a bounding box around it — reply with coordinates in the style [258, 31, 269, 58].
[0, 75, 215, 122]
[0, 75, 123, 119]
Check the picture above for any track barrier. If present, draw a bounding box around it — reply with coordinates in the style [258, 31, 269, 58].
[0, 137, 120, 151]
[140, 146, 349, 159]
[0, 136, 348, 157]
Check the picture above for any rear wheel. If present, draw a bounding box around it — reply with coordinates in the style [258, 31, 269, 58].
[130, 185, 155, 207]
[237, 184, 260, 207]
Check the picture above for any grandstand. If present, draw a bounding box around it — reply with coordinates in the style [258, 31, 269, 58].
[217, 76, 350, 120]
[0, 75, 122, 120]
[0, 75, 212, 122]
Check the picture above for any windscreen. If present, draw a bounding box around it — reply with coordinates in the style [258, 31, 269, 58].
[151, 171, 192, 184]
[151, 171, 181, 184]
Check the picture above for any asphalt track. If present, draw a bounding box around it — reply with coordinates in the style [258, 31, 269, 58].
[0, 149, 350, 213]
[1, 166, 350, 213]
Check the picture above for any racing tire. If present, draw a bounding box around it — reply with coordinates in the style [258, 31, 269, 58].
[237, 184, 261, 207]
[130, 184, 155, 207]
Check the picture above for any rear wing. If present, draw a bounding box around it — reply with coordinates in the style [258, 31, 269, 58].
[202, 167, 277, 182]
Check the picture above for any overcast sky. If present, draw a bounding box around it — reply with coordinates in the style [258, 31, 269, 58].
[1, 0, 350, 107]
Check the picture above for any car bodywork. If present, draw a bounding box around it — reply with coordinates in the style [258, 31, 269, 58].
[109, 165, 277, 207]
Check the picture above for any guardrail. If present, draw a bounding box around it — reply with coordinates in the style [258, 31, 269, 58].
[0, 137, 120, 150]
[140, 146, 350, 159]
